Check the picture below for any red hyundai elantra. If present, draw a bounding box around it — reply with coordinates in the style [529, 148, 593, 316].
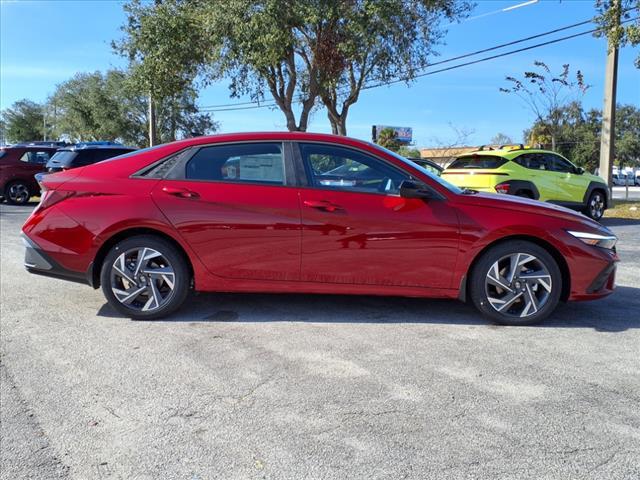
[22, 132, 618, 325]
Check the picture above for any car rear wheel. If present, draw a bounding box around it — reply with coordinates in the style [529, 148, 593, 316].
[585, 190, 606, 221]
[469, 241, 562, 326]
[4, 181, 31, 205]
[100, 235, 190, 320]
[515, 190, 533, 199]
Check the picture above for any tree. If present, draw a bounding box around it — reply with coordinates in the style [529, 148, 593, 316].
[316, 1, 472, 135]
[115, 0, 470, 134]
[523, 102, 640, 172]
[500, 61, 589, 150]
[0, 99, 45, 143]
[490, 133, 514, 146]
[50, 70, 218, 146]
[594, 0, 640, 67]
[114, 0, 209, 144]
[398, 146, 422, 158]
[376, 128, 402, 151]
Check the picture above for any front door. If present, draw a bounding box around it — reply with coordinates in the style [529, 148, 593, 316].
[546, 153, 586, 203]
[296, 142, 459, 289]
[152, 142, 301, 282]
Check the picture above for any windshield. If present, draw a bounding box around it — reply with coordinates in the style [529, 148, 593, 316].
[47, 151, 78, 167]
[371, 143, 463, 194]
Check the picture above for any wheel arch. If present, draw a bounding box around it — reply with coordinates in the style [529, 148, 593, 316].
[583, 181, 609, 209]
[90, 227, 195, 289]
[461, 234, 570, 303]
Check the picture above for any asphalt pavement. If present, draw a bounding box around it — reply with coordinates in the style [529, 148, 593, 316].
[612, 186, 640, 200]
[1, 202, 639, 480]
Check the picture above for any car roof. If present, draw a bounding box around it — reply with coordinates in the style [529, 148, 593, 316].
[57, 145, 136, 152]
[456, 146, 551, 158]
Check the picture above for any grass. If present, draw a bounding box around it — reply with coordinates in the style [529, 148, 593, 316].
[604, 200, 640, 220]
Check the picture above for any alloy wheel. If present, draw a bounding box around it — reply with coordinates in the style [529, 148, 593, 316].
[589, 193, 605, 220]
[7, 182, 30, 204]
[110, 247, 176, 312]
[484, 253, 552, 318]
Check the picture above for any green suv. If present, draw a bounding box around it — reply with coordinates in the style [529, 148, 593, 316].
[442, 145, 609, 220]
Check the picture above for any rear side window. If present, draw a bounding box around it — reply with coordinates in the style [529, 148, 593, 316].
[514, 153, 549, 170]
[185, 143, 284, 185]
[448, 155, 508, 169]
[47, 151, 78, 167]
[19, 151, 51, 164]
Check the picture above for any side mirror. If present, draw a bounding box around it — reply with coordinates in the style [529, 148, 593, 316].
[575, 166, 585, 175]
[399, 180, 435, 199]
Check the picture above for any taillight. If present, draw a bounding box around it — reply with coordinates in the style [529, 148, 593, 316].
[495, 182, 510, 194]
[37, 190, 74, 210]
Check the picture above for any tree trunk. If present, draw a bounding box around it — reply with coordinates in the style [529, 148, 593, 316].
[148, 95, 157, 147]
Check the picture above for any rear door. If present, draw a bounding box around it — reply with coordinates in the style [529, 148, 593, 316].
[296, 142, 459, 289]
[152, 141, 302, 282]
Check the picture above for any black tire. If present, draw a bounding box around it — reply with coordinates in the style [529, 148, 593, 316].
[469, 240, 562, 326]
[100, 235, 190, 320]
[584, 190, 606, 221]
[4, 180, 31, 205]
[514, 190, 534, 199]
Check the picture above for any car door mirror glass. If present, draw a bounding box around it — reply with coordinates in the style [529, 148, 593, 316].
[575, 166, 585, 175]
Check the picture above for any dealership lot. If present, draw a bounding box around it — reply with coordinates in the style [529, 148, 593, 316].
[1, 203, 639, 479]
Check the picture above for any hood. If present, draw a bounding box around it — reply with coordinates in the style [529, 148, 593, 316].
[457, 192, 605, 230]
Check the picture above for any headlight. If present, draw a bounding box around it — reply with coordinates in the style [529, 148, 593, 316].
[567, 230, 617, 250]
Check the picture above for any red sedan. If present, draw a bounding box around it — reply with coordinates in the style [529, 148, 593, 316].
[22, 132, 618, 325]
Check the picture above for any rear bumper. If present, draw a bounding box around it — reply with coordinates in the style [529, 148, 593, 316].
[22, 234, 92, 286]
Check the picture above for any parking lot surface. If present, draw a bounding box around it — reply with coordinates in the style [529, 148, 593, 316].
[1, 202, 639, 480]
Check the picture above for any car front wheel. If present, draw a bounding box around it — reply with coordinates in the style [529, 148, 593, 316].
[469, 241, 562, 326]
[100, 235, 190, 320]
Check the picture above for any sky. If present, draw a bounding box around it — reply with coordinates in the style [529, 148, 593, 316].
[1, 0, 638, 147]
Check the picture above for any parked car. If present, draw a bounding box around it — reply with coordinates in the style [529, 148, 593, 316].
[407, 157, 444, 176]
[442, 145, 609, 220]
[0, 144, 59, 204]
[23, 132, 618, 326]
[45, 143, 136, 173]
[611, 172, 628, 186]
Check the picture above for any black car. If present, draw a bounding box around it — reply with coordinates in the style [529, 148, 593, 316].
[407, 157, 444, 176]
[45, 143, 136, 173]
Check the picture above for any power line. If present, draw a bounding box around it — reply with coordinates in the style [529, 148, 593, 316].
[197, 15, 638, 113]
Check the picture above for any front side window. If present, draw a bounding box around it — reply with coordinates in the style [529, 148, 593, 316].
[300, 143, 407, 194]
[547, 154, 574, 173]
[185, 143, 284, 185]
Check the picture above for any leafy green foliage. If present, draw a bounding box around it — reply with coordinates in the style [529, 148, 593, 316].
[318, 0, 471, 135]
[115, 0, 470, 133]
[376, 128, 402, 152]
[501, 61, 589, 150]
[397, 146, 422, 158]
[50, 70, 218, 146]
[594, 0, 640, 68]
[525, 102, 640, 171]
[0, 99, 45, 143]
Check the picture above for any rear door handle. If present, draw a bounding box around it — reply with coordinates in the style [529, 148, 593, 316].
[162, 186, 200, 199]
[303, 199, 343, 212]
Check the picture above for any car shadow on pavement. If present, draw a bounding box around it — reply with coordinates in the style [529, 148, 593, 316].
[97, 286, 640, 332]
[601, 217, 640, 227]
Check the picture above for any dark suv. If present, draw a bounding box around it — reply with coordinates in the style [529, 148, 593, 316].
[46, 143, 136, 173]
[0, 144, 59, 204]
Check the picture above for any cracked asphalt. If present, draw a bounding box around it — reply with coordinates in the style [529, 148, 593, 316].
[1, 202, 639, 479]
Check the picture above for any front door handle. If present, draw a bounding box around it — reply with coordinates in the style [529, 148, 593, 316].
[303, 199, 344, 212]
[162, 186, 200, 199]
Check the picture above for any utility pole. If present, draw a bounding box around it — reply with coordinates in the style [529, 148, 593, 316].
[598, 0, 620, 194]
[148, 95, 157, 147]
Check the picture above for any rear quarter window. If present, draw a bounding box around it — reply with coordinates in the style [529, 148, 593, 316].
[448, 155, 508, 169]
